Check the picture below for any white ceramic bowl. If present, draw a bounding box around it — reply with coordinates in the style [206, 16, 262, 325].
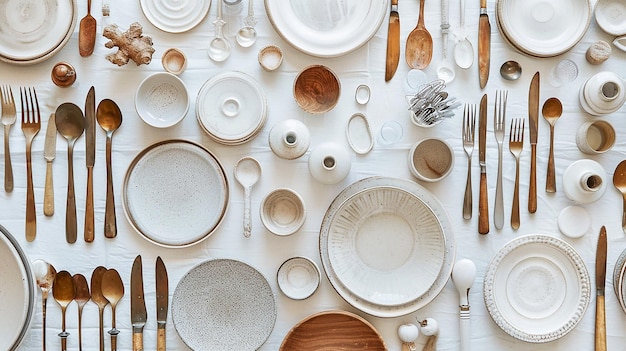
[408, 138, 454, 182]
[260, 188, 306, 236]
[135, 72, 189, 128]
[277, 257, 320, 300]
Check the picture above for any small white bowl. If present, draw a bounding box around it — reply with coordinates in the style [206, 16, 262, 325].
[408, 138, 454, 182]
[260, 188, 305, 236]
[135, 72, 189, 128]
[258, 45, 283, 71]
[277, 257, 320, 300]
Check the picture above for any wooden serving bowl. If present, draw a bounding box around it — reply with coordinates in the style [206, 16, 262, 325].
[293, 65, 341, 114]
[279, 310, 387, 350]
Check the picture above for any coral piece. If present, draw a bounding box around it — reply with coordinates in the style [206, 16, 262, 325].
[103, 22, 155, 66]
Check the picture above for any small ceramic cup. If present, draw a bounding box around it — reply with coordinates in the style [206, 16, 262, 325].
[258, 45, 283, 71]
[260, 188, 306, 236]
[576, 120, 615, 154]
[161, 48, 187, 75]
[408, 138, 454, 182]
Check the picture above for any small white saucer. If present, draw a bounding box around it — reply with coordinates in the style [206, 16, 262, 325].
[558, 206, 591, 238]
[277, 257, 320, 300]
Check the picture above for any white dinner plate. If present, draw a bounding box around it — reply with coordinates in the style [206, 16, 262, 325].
[320, 176, 456, 317]
[0, 225, 35, 350]
[172, 259, 276, 350]
[484, 235, 590, 343]
[264, 0, 388, 57]
[122, 140, 229, 247]
[595, 0, 626, 36]
[140, 0, 211, 33]
[0, 0, 77, 64]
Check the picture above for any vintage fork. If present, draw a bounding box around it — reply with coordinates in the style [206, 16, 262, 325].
[1, 85, 16, 192]
[493, 90, 507, 229]
[509, 118, 524, 230]
[21, 87, 41, 242]
[462, 103, 476, 219]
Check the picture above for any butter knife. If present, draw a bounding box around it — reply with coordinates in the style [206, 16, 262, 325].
[385, 0, 400, 82]
[43, 113, 56, 216]
[478, 94, 489, 234]
[131, 255, 147, 351]
[84, 86, 95, 242]
[478, 0, 491, 89]
[528, 72, 540, 213]
[595, 226, 607, 351]
[156, 257, 168, 351]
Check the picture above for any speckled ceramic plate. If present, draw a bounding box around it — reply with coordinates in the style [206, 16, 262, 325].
[172, 259, 276, 350]
[140, 0, 211, 33]
[484, 235, 590, 343]
[122, 140, 229, 247]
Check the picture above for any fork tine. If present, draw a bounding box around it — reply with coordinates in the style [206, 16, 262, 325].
[29, 87, 40, 123]
[8, 85, 14, 106]
[20, 87, 25, 124]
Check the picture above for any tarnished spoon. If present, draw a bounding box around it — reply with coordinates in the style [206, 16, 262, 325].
[72, 274, 90, 351]
[101, 269, 124, 351]
[33, 260, 56, 351]
[542, 97, 563, 193]
[53, 271, 75, 351]
[78, 0, 96, 56]
[613, 160, 626, 233]
[234, 156, 261, 238]
[91, 266, 109, 351]
[405, 0, 433, 69]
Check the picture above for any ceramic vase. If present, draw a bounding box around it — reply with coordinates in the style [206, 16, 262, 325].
[308, 142, 351, 185]
[268, 119, 310, 160]
[562, 159, 607, 204]
[579, 71, 626, 116]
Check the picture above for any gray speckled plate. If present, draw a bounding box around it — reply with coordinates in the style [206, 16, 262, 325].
[172, 259, 276, 351]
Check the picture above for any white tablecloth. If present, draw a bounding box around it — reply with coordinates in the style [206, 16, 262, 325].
[4, 0, 626, 350]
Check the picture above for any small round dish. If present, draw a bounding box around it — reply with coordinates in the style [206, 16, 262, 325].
[277, 257, 320, 300]
[261, 188, 306, 236]
[135, 72, 189, 128]
[595, 0, 626, 36]
[161, 48, 187, 75]
[293, 65, 340, 114]
[258, 45, 283, 71]
[557, 206, 590, 238]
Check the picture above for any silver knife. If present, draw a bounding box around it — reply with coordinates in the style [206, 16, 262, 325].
[156, 257, 168, 351]
[85, 86, 95, 242]
[131, 255, 147, 351]
[43, 113, 56, 216]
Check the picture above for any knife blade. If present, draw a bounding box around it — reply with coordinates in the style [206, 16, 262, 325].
[156, 257, 169, 351]
[478, 94, 489, 234]
[43, 113, 56, 217]
[595, 226, 607, 351]
[528, 72, 540, 213]
[385, 0, 400, 82]
[85, 86, 96, 242]
[478, 0, 491, 89]
[131, 255, 147, 351]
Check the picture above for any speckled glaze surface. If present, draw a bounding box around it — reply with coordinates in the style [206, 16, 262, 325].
[613, 248, 626, 314]
[277, 257, 320, 300]
[260, 188, 306, 236]
[172, 258, 276, 351]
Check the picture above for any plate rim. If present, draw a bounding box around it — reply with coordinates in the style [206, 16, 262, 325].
[139, 0, 212, 33]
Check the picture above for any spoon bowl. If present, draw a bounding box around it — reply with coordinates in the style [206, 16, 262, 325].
[52, 271, 75, 350]
[500, 60, 522, 81]
[101, 269, 124, 349]
[234, 156, 262, 237]
[33, 260, 56, 351]
[454, 38, 474, 69]
[542, 97, 563, 193]
[405, 0, 433, 69]
[209, 0, 231, 61]
[613, 160, 626, 233]
[72, 274, 90, 351]
[90, 266, 109, 351]
[236, 0, 257, 47]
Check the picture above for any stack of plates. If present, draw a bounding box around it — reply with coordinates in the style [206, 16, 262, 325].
[613, 248, 626, 315]
[496, 0, 591, 57]
[140, 0, 211, 33]
[0, 0, 77, 65]
[319, 177, 456, 318]
[196, 72, 267, 145]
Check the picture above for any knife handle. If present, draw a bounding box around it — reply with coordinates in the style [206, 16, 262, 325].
[480, 0, 487, 9]
[85, 166, 94, 242]
[44, 160, 54, 216]
[133, 331, 144, 351]
[595, 294, 606, 351]
[157, 325, 166, 351]
[478, 171, 489, 234]
[528, 145, 537, 213]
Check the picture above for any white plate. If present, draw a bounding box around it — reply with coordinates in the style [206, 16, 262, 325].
[265, 0, 388, 57]
[595, 0, 626, 36]
[196, 71, 267, 145]
[172, 259, 276, 350]
[277, 257, 320, 300]
[484, 235, 590, 343]
[122, 140, 229, 247]
[496, 0, 591, 57]
[320, 176, 456, 317]
[0, 225, 35, 350]
[140, 0, 211, 33]
[0, 0, 77, 64]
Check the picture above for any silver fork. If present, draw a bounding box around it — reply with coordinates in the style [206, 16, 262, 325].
[1, 85, 16, 192]
[509, 118, 524, 230]
[462, 103, 476, 219]
[21, 87, 41, 242]
[493, 90, 507, 229]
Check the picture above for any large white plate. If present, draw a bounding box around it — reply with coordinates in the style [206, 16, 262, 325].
[172, 259, 276, 350]
[0, 225, 35, 350]
[0, 0, 77, 64]
[122, 140, 229, 247]
[265, 0, 388, 57]
[320, 177, 456, 317]
[140, 0, 211, 33]
[496, 0, 591, 57]
[484, 235, 590, 343]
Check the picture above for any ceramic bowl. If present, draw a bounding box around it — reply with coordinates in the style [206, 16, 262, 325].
[258, 45, 283, 71]
[161, 48, 187, 75]
[135, 72, 189, 128]
[408, 138, 454, 182]
[277, 257, 320, 300]
[293, 65, 340, 114]
[260, 188, 306, 236]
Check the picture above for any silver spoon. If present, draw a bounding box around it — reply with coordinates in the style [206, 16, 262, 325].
[453, 0, 474, 69]
[33, 260, 56, 351]
[234, 156, 261, 238]
[236, 0, 257, 47]
[209, 0, 231, 61]
[451, 259, 476, 351]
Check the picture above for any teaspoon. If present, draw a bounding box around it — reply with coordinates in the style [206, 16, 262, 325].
[101, 269, 124, 351]
[236, 0, 257, 47]
[72, 274, 90, 351]
[234, 156, 261, 238]
[91, 266, 109, 351]
[53, 271, 75, 351]
[55, 103, 85, 243]
[33, 260, 56, 351]
[542, 97, 563, 193]
[209, 0, 231, 61]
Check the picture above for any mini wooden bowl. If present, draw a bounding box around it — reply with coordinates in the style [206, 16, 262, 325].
[293, 65, 340, 114]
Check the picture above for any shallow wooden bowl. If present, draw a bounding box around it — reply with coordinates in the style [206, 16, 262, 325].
[279, 310, 386, 351]
[293, 65, 340, 114]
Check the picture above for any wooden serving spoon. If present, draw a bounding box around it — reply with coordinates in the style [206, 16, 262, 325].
[405, 0, 433, 69]
[79, 0, 96, 57]
[101, 269, 124, 351]
[53, 271, 75, 351]
[72, 274, 90, 351]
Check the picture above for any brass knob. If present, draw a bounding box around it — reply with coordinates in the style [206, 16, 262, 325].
[51, 62, 76, 87]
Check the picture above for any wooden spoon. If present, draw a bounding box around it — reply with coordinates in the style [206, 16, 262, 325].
[91, 266, 109, 351]
[101, 269, 124, 351]
[613, 160, 626, 233]
[79, 0, 96, 57]
[72, 274, 90, 351]
[542, 97, 563, 193]
[53, 271, 75, 351]
[405, 0, 433, 69]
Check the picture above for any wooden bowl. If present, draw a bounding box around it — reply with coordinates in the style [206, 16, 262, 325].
[279, 310, 386, 350]
[293, 65, 340, 114]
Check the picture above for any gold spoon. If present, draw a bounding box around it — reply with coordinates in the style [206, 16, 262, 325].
[52, 271, 75, 351]
[72, 274, 90, 351]
[91, 266, 109, 351]
[542, 97, 563, 193]
[33, 260, 56, 351]
[613, 160, 626, 233]
[405, 0, 433, 69]
[101, 269, 124, 351]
